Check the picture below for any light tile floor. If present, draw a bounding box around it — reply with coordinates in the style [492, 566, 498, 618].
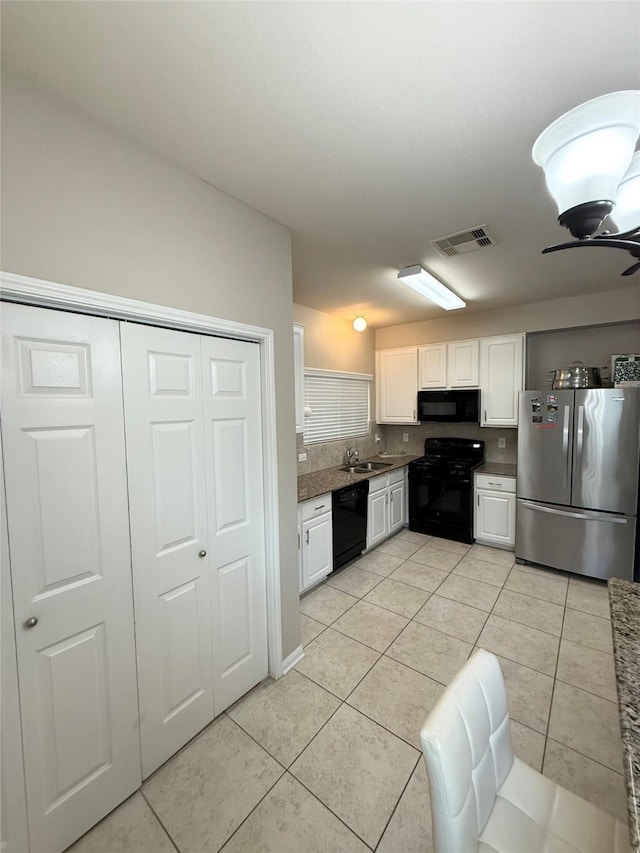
[68, 530, 627, 853]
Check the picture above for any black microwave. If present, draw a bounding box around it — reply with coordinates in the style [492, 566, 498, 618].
[417, 389, 480, 423]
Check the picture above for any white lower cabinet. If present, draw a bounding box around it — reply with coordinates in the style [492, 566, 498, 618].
[474, 474, 516, 549]
[366, 468, 407, 549]
[299, 493, 333, 593]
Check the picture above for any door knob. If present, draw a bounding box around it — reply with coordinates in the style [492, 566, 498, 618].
[24, 616, 38, 629]
[199, 549, 207, 558]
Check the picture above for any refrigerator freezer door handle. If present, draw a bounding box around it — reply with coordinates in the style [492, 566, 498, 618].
[520, 501, 628, 524]
[562, 405, 571, 489]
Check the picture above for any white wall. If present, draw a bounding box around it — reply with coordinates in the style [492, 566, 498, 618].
[293, 303, 375, 375]
[375, 285, 640, 350]
[293, 303, 380, 474]
[1, 72, 301, 658]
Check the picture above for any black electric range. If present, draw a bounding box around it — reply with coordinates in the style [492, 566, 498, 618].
[408, 437, 484, 544]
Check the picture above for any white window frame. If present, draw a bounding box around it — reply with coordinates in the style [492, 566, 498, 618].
[303, 368, 372, 444]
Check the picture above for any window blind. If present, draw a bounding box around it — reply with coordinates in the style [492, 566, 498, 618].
[303, 371, 370, 444]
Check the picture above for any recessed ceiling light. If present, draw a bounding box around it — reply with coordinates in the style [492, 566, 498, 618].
[397, 265, 466, 310]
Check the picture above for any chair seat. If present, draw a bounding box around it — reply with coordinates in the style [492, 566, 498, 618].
[478, 756, 631, 853]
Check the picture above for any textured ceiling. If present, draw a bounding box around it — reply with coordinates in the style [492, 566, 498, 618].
[2, 1, 639, 327]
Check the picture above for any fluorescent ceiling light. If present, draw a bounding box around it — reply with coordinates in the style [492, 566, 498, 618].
[397, 265, 466, 310]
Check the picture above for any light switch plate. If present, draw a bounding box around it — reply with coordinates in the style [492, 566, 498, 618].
[403, 433, 409, 442]
[298, 452, 307, 462]
[498, 438, 506, 449]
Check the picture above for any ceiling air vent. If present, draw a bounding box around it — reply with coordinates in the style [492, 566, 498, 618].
[429, 225, 496, 258]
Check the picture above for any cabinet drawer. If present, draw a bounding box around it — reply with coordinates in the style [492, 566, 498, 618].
[387, 467, 406, 487]
[300, 492, 332, 522]
[475, 474, 515, 493]
[368, 474, 388, 494]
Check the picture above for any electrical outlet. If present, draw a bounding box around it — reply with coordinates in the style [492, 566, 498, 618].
[298, 452, 307, 462]
[403, 433, 409, 442]
[498, 438, 506, 449]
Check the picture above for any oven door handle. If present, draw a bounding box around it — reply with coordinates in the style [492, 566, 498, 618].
[409, 472, 470, 484]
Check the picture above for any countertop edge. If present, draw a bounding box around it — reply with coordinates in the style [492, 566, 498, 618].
[474, 462, 517, 477]
[608, 577, 640, 850]
[297, 455, 420, 503]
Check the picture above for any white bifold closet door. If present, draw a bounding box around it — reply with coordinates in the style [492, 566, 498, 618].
[0, 303, 141, 853]
[121, 323, 268, 778]
[1, 430, 29, 853]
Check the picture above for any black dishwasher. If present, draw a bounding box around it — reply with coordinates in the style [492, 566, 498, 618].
[332, 480, 369, 571]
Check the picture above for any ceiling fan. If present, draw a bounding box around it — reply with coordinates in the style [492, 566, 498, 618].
[532, 91, 640, 276]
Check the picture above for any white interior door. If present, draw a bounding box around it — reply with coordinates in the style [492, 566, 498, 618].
[1, 434, 29, 853]
[1, 303, 141, 853]
[120, 323, 214, 778]
[201, 336, 268, 715]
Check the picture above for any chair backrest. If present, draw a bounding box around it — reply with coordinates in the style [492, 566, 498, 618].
[420, 649, 514, 853]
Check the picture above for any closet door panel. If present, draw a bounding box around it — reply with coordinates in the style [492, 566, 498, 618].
[202, 338, 268, 714]
[1, 304, 140, 853]
[1, 433, 29, 853]
[121, 323, 213, 779]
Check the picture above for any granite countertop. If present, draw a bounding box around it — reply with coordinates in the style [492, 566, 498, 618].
[474, 461, 517, 477]
[297, 454, 421, 503]
[608, 577, 640, 849]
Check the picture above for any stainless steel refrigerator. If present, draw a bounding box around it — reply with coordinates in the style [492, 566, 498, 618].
[516, 388, 640, 581]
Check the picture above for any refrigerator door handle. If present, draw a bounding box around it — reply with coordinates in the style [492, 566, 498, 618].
[520, 501, 628, 524]
[574, 405, 585, 488]
[562, 404, 571, 489]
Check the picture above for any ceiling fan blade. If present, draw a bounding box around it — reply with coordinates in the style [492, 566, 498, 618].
[621, 259, 640, 276]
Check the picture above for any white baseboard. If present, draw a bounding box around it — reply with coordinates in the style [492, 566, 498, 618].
[281, 644, 304, 675]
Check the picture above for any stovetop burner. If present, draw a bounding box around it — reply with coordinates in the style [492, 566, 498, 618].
[410, 437, 484, 473]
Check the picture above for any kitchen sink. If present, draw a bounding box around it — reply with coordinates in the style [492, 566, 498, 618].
[340, 461, 392, 473]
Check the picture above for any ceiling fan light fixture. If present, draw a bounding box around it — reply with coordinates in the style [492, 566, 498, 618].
[397, 265, 465, 310]
[532, 91, 640, 237]
[611, 150, 640, 235]
[533, 91, 640, 275]
[352, 316, 367, 332]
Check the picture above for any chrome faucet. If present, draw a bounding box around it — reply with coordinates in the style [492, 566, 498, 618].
[345, 446, 359, 466]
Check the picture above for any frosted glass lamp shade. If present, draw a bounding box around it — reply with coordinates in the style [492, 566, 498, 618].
[532, 91, 640, 216]
[611, 150, 640, 234]
[352, 316, 368, 331]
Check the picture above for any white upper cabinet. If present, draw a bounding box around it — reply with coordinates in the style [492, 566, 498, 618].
[293, 324, 305, 434]
[419, 340, 479, 389]
[480, 335, 524, 427]
[376, 348, 419, 424]
[447, 340, 479, 387]
[378, 334, 523, 426]
[418, 344, 447, 389]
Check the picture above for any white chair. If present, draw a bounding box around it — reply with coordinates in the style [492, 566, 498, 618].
[420, 648, 630, 853]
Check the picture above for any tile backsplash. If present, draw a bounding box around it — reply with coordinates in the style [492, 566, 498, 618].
[297, 421, 517, 474]
[383, 423, 517, 464]
[297, 423, 381, 475]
